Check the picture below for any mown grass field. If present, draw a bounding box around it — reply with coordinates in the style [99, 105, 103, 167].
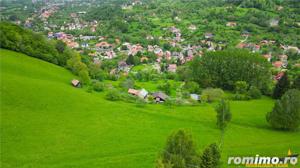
[1, 49, 299, 168]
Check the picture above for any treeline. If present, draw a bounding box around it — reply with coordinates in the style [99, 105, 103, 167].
[0, 22, 72, 66]
[0, 22, 90, 84]
[183, 50, 272, 93]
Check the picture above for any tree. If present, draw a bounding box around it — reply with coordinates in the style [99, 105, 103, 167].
[126, 55, 139, 65]
[92, 81, 105, 92]
[266, 89, 300, 130]
[273, 72, 290, 99]
[215, 99, 231, 130]
[158, 129, 199, 168]
[79, 70, 91, 85]
[292, 75, 300, 90]
[200, 143, 221, 168]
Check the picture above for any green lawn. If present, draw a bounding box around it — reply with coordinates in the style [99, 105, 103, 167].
[1, 49, 299, 168]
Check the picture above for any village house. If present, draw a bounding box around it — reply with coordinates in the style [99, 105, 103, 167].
[138, 89, 148, 99]
[67, 41, 79, 48]
[226, 22, 237, 27]
[274, 71, 285, 81]
[71, 79, 81, 87]
[128, 44, 143, 56]
[204, 32, 214, 39]
[140, 56, 148, 63]
[95, 42, 112, 51]
[279, 54, 288, 62]
[104, 51, 116, 59]
[79, 35, 97, 41]
[152, 92, 169, 103]
[154, 47, 164, 57]
[273, 61, 284, 68]
[168, 64, 177, 73]
[128, 88, 139, 96]
[165, 51, 172, 60]
[263, 54, 272, 62]
[148, 45, 154, 52]
[270, 19, 279, 27]
[190, 94, 200, 101]
[118, 61, 130, 72]
[188, 24, 197, 31]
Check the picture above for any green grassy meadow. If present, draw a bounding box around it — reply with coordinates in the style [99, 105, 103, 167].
[1, 49, 299, 168]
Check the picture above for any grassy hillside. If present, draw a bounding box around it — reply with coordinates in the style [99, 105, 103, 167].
[1, 49, 299, 168]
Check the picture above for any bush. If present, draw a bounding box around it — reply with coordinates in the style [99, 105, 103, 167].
[135, 98, 147, 107]
[157, 81, 172, 95]
[201, 88, 225, 103]
[119, 78, 135, 90]
[266, 89, 300, 130]
[183, 81, 200, 94]
[231, 93, 251, 100]
[92, 81, 105, 92]
[122, 94, 138, 103]
[247, 86, 262, 99]
[105, 89, 121, 101]
[235, 81, 248, 94]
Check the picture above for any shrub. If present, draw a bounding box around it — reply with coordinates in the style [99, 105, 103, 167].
[105, 89, 121, 101]
[157, 81, 172, 95]
[92, 81, 105, 92]
[231, 93, 251, 100]
[135, 98, 147, 107]
[201, 88, 225, 103]
[183, 81, 200, 94]
[266, 89, 300, 130]
[235, 81, 248, 94]
[119, 78, 135, 90]
[247, 86, 262, 99]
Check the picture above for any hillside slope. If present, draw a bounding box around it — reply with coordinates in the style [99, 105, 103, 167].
[1, 49, 299, 168]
